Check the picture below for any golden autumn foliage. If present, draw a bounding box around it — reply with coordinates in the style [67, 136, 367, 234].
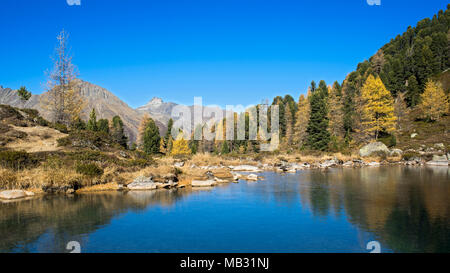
[293, 91, 310, 146]
[328, 85, 344, 138]
[159, 138, 167, 155]
[171, 132, 191, 156]
[361, 75, 397, 140]
[137, 113, 151, 147]
[419, 79, 449, 121]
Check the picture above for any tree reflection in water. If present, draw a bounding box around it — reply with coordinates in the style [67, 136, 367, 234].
[0, 166, 448, 253]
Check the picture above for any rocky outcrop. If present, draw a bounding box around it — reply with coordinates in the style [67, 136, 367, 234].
[359, 142, 390, 157]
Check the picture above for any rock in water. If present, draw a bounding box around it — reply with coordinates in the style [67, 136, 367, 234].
[0, 190, 27, 200]
[246, 174, 259, 181]
[191, 180, 216, 187]
[359, 142, 390, 157]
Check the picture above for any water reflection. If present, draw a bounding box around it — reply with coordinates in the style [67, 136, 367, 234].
[0, 166, 448, 253]
[297, 166, 450, 252]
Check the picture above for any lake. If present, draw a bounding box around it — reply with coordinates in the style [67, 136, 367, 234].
[1, 166, 449, 253]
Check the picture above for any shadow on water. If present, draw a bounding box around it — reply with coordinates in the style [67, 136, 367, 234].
[0, 166, 449, 253]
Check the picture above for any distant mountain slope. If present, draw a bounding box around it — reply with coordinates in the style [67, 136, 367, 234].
[136, 97, 232, 131]
[0, 80, 165, 143]
[136, 97, 178, 126]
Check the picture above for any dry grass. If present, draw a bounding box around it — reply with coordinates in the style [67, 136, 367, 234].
[76, 182, 120, 193]
[0, 168, 18, 189]
[5, 125, 68, 152]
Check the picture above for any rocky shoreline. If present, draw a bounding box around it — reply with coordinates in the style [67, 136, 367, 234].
[1, 142, 448, 202]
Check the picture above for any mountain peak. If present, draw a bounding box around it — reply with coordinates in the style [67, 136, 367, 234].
[147, 97, 163, 105]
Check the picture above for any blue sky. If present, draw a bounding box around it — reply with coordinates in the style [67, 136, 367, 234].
[0, 0, 448, 108]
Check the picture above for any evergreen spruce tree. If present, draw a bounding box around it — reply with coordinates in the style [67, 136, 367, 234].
[221, 141, 230, 154]
[406, 75, 420, 107]
[87, 108, 98, 131]
[165, 118, 174, 144]
[17, 86, 31, 101]
[111, 116, 128, 148]
[306, 81, 330, 150]
[142, 117, 160, 154]
[97, 119, 109, 134]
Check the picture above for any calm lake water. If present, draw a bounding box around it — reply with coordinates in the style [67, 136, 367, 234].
[1, 166, 449, 253]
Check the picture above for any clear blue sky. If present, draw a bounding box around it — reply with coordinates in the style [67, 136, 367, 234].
[0, 0, 448, 108]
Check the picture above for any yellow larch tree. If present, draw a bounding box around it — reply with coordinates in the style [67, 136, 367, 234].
[171, 131, 191, 156]
[361, 75, 397, 140]
[159, 138, 167, 155]
[293, 89, 311, 147]
[419, 79, 449, 121]
[137, 113, 151, 148]
[327, 83, 344, 139]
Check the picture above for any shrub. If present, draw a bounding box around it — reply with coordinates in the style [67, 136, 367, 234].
[403, 151, 421, 161]
[57, 137, 71, 147]
[36, 116, 49, 126]
[75, 162, 104, 177]
[0, 150, 38, 169]
[57, 130, 113, 149]
[50, 123, 68, 133]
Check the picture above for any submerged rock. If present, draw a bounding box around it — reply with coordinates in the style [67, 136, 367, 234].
[359, 142, 390, 157]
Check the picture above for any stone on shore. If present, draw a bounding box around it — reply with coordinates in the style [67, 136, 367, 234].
[229, 165, 261, 172]
[367, 162, 381, 167]
[127, 176, 157, 190]
[359, 142, 390, 157]
[343, 161, 354, 167]
[426, 160, 449, 166]
[212, 169, 235, 182]
[432, 155, 448, 161]
[390, 149, 403, 156]
[127, 182, 157, 190]
[191, 180, 216, 187]
[0, 190, 28, 200]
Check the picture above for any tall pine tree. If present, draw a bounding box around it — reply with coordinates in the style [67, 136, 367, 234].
[306, 80, 330, 150]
